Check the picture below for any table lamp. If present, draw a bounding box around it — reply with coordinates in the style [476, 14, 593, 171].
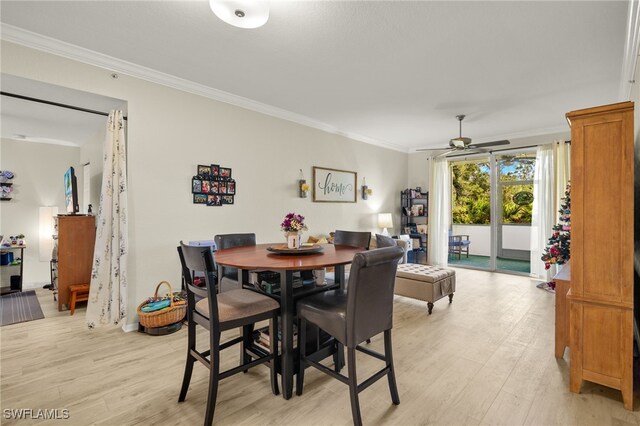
[378, 213, 393, 237]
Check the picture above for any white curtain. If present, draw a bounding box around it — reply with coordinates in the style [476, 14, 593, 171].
[87, 110, 128, 328]
[554, 140, 571, 222]
[428, 156, 451, 266]
[530, 144, 555, 281]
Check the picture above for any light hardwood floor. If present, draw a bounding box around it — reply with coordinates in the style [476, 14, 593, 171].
[1, 268, 638, 425]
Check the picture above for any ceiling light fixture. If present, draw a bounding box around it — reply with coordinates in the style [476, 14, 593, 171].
[209, 0, 269, 29]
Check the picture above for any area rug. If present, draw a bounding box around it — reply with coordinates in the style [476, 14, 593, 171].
[0, 290, 45, 326]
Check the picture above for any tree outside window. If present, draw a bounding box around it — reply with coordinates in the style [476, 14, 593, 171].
[451, 155, 535, 225]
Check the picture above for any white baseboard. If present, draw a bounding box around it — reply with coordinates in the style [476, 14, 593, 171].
[122, 322, 138, 333]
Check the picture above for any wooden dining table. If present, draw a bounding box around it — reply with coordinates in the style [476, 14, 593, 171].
[213, 242, 364, 399]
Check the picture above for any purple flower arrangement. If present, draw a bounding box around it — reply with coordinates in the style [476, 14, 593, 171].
[280, 212, 308, 233]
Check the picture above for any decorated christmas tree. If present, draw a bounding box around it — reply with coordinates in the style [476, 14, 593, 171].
[541, 183, 571, 277]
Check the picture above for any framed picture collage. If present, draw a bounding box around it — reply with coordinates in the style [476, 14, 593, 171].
[192, 164, 236, 206]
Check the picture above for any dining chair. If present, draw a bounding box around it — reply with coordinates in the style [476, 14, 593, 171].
[296, 245, 404, 426]
[334, 230, 371, 249]
[177, 242, 280, 426]
[214, 233, 256, 292]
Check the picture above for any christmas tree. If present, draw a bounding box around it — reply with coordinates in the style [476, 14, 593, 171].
[541, 182, 571, 275]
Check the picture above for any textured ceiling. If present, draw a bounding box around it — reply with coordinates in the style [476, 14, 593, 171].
[0, 1, 629, 152]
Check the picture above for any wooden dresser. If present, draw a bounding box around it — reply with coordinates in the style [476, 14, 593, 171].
[566, 101, 634, 410]
[56, 215, 96, 311]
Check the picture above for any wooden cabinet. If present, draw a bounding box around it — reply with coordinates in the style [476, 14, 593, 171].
[56, 215, 96, 311]
[554, 262, 571, 359]
[566, 101, 634, 410]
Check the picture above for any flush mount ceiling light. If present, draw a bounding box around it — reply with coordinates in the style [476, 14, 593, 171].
[209, 0, 269, 29]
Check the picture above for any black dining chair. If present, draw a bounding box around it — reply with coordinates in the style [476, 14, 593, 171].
[296, 245, 404, 426]
[214, 233, 256, 292]
[334, 230, 371, 249]
[177, 242, 280, 426]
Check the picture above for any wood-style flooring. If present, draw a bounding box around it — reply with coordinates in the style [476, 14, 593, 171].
[1, 268, 638, 425]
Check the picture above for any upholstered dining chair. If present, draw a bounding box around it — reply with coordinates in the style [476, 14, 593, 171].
[214, 233, 256, 292]
[296, 245, 404, 426]
[334, 230, 371, 249]
[177, 242, 280, 426]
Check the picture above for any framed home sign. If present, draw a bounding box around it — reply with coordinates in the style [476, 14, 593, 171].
[312, 166, 357, 203]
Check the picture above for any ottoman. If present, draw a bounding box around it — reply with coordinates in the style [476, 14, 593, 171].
[394, 264, 456, 314]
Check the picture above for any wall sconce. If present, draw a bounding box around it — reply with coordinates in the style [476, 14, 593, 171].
[299, 169, 310, 198]
[39, 206, 58, 261]
[361, 177, 373, 200]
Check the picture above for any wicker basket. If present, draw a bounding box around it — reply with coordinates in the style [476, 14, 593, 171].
[137, 281, 187, 328]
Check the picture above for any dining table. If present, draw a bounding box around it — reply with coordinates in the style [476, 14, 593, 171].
[213, 242, 365, 399]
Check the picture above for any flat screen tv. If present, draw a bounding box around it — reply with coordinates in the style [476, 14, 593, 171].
[64, 166, 79, 214]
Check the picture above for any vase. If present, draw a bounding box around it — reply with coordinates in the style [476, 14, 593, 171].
[286, 231, 301, 249]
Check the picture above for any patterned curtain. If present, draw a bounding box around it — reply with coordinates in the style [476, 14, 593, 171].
[86, 110, 128, 328]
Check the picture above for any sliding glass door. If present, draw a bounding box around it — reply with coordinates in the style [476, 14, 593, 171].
[449, 149, 536, 275]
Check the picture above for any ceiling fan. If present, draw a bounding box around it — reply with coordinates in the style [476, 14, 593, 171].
[418, 114, 510, 155]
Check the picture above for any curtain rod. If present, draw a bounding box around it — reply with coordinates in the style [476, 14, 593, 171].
[445, 140, 570, 159]
[1, 91, 127, 121]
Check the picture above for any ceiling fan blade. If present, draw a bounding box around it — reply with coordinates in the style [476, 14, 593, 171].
[469, 140, 510, 148]
[437, 149, 457, 157]
[416, 146, 453, 152]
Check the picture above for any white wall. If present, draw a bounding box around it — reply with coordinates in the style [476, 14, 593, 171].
[1, 41, 408, 326]
[80, 127, 105, 212]
[0, 138, 81, 286]
[502, 224, 531, 251]
[408, 152, 430, 192]
[452, 224, 490, 256]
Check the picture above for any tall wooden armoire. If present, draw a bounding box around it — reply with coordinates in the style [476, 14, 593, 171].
[566, 101, 634, 410]
[56, 215, 96, 311]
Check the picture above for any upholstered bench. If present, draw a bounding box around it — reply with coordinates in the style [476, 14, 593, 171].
[394, 264, 456, 314]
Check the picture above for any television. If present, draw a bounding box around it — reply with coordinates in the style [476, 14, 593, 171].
[64, 167, 79, 214]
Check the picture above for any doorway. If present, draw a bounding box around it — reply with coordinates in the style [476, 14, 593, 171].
[449, 150, 535, 274]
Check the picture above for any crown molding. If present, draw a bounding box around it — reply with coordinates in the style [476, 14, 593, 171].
[619, 0, 640, 101]
[1, 24, 407, 153]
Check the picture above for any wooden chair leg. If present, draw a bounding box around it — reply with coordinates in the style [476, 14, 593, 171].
[347, 347, 363, 426]
[296, 317, 307, 396]
[242, 324, 254, 373]
[69, 291, 77, 315]
[178, 318, 197, 402]
[384, 329, 400, 405]
[204, 331, 221, 426]
[269, 313, 280, 396]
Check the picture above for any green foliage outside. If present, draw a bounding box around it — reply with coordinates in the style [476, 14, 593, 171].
[451, 156, 535, 225]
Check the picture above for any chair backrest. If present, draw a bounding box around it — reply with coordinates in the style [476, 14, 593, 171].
[345, 245, 404, 346]
[334, 230, 371, 249]
[214, 233, 256, 280]
[177, 241, 219, 324]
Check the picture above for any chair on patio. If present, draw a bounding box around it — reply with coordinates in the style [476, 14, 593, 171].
[448, 231, 471, 259]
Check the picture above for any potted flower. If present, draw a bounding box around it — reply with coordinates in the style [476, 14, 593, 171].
[281, 212, 308, 249]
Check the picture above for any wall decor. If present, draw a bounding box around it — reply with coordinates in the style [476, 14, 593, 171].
[312, 166, 357, 203]
[191, 163, 235, 206]
[298, 169, 309, 198]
